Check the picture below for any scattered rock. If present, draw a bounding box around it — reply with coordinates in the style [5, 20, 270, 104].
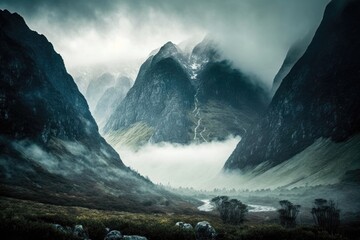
[104, 230, 123, 240]
[73, 224, 89, 239]
[52, 224, 72, 234]
[52, 224, 66, 233]
[195, 221, 217, 240]
[122, 235, 148, 240]
[175, 221, 193, 230]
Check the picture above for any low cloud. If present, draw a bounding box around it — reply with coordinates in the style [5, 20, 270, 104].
[117, 136, 241, 189]
[1, 0, 329, 86]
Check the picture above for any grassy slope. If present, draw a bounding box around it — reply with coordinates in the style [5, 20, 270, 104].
[217, 135, 360, 190]
[104, 122, 154, 150]
[1, 197, 358, 240]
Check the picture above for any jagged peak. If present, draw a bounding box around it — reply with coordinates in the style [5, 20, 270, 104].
[151, 41, 184, 66]
[191, 37, 220, 62]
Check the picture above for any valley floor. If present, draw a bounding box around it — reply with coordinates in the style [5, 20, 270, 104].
[1, 196, 359, 240]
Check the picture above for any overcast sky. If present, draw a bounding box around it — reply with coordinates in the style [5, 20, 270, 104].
[0, 0, 329, 86]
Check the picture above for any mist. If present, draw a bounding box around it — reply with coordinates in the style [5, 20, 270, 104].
[116, 136, 241, 189]
[0, 0, 329, 86]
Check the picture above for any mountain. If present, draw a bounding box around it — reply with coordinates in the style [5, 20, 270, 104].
[224, 0, 360, 185]
[0, 9, 195, 213]
[85, 72, 116, 113]
[104, 39, 269, 147]
[93, 76, 133, 129]
[270, 33, 313, 95]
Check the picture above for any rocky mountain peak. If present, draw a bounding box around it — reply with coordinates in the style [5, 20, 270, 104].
[151, 41, 183, 65]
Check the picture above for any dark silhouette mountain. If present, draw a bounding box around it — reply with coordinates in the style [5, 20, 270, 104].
[104, 39, 269, 146]
[224, 0, 360, 174]
[0, 9, 195, 213]
[105, 42, 195, 144]
[271, 34, 313, 95]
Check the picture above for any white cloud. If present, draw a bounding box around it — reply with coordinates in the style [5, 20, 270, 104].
[117, 136, 241, 189]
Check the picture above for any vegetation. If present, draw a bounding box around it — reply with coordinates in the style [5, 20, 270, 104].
[278, 200, 301, 228]
[311, 199, 341, 234]
[211, 196, 248, 225]
[0, 197, 357, 240]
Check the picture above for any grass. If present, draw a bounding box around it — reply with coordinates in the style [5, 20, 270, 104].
[104, 122, 154, 150]
[1, 197, 359, 240]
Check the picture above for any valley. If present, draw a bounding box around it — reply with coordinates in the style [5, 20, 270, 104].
[0, 0, 359, 239]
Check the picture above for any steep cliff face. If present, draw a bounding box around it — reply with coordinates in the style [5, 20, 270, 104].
[0, 10, 194, 212]
[224, 0, 360, 172]
[271, 34, 313, 95]
[0, 9, 99, 146]
[104, 40, 269, 146]
[105, 42, 195, 144]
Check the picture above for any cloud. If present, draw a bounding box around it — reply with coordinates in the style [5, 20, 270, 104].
[117, 136, 241, 189]
[0, 0, 329, 86]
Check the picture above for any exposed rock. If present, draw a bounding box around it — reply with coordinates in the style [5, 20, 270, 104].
[175, 221, 193, 230]
[224, 0, 360, 173]
[73, 225, 89, 239]
[104, 230, 123, 240]
[271, 33, 313, 95]
[194, 221, 216, 240]
[104, 39, 269, 145]
[0, 9, 193, 213]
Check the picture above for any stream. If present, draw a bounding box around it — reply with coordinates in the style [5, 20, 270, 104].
[197, 199, 277, 212]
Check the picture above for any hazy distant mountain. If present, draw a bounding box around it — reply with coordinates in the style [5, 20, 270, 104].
[94, 76, 133, 129]
[224, 0, 360, 186]
[0, 9, 194, 212]
[85, 72, 116, 113]
[104, 39, 269, 147]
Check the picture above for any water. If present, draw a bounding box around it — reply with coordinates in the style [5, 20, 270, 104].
[197, 199, 276, 212]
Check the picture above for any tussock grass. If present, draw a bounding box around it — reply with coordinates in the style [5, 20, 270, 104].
[0, 197, 358, 240]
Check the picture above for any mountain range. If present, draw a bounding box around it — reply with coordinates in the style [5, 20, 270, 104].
[104, 39, 270, 147]
[0, 9, 195, 213]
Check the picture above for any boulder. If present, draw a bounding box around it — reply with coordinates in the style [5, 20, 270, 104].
[175, 221, 193, 230]
[195, 221, 216, 240]
[104, 230, 123, 240]
[73, 224, 89, 239]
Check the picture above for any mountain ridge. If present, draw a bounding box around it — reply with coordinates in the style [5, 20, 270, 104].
[224, 0, 360, 177]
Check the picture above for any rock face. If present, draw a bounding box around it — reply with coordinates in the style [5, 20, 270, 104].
[105, 42, 195, 144]
[104, 40, 269, 145]
[271, 34, 313, 95]
[224, 0, 360, 171]
[0, 9, 193, 213]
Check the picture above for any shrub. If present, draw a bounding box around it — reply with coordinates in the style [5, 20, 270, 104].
[311, 199, 340, 234]
[278, 200, 301, 228]
[211, 196, 247, 225]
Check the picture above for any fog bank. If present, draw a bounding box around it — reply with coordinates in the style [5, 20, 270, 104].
[117, 137, 241, 189]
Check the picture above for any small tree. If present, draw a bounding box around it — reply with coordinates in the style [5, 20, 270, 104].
[211, 196, 248, 225]
[311, 199, 340, 234]
[278, 200, 301, 228]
